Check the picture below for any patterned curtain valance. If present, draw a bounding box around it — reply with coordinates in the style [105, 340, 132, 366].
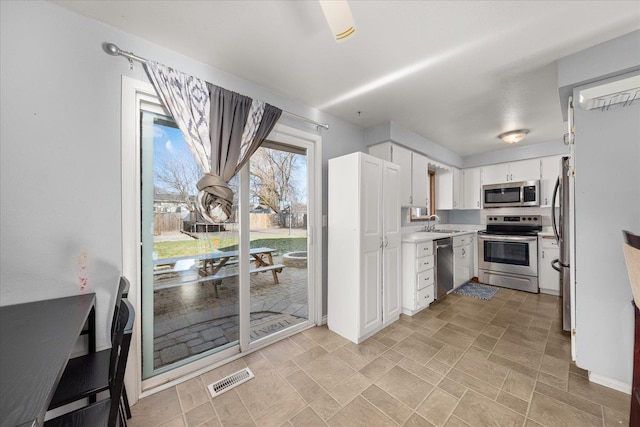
[145, 61, 282, 223]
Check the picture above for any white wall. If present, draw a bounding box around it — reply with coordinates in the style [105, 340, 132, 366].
[0, 0, 366, 346]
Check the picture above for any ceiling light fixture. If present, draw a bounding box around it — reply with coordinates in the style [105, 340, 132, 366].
[498, 129, 529, 144]
[319, 0, 356, 42]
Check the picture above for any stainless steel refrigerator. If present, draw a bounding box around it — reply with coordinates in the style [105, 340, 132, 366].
[551, 156, 571, 332]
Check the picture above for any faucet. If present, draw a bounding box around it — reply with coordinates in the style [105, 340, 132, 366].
[423, 214, 440, 231]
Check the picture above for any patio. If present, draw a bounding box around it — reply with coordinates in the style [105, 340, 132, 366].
[151, 253, 308, 370]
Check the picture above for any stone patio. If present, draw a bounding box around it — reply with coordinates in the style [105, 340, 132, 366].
[151, 255, 308, 369]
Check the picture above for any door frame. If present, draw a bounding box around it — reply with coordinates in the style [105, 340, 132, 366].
[121, 76, 323, 400]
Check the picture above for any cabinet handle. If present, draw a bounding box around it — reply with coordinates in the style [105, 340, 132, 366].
[380, 237, 384, 249]
[542, 250, 545, 259]
[477, 201, 480, 207]
[384, 236, 389, 248]
[545, 197, 548, 205]
[462, 248, 466, 256]
[410, 196, 413, 204]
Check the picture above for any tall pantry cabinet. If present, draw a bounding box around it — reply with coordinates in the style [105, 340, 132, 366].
[328, 152, 402, 343]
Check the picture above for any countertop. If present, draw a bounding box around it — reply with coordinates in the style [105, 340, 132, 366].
[401, 224, 484, 243]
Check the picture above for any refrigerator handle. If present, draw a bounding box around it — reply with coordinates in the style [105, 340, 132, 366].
[551, 258, 562, 272]
[551, 177, 560, 243]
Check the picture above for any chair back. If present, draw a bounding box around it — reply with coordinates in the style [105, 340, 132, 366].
[107, 299, 134, 427]
[110, 277, 130, 338]
[623, 230, 640, 307]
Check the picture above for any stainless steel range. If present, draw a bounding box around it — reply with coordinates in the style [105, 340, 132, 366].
[478, 215, 542, 293]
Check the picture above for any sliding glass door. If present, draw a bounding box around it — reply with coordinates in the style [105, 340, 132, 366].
[138, 99, 317, 381]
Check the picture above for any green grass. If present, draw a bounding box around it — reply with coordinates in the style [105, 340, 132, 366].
[154, 236, 307, 259]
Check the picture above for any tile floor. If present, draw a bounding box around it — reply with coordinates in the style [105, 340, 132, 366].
[129, 287, 630, 426]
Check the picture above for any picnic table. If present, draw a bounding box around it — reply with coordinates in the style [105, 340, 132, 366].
[153, 247, 285, 297]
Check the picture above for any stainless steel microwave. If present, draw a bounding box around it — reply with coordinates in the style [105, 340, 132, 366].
[482, 180, 540, 208]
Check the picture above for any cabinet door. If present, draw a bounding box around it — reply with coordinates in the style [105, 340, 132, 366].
[481, 163, 510, 185]
[463, 167, 482, 209]
[411, 152, 430, 207]
[539, 236, 560, 294]
[435, 169, 453, 210]
[453, 246, 466, 288]
[452, 168, 463, 209]
[540, 156, 561, 207]
[382, 162, 402, 322]
[392, 144, 413, 207]
[360, 156, 383, 336]
[510, 158, 541, 182]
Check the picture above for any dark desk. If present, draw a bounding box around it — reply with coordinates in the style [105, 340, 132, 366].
[0, 293, 96, 427]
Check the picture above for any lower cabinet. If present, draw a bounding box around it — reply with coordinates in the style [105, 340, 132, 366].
[538, 235, 560, 295]
[453, 233, 474, 288]
[401, 240, 435, 315]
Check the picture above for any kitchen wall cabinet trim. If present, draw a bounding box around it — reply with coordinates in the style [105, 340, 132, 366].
[328, 152, 401, 343]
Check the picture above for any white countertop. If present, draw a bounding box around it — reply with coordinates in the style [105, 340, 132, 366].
[401, 224, 483, 243]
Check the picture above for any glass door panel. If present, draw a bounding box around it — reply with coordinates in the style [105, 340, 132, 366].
[248, 144, 309, 343]
[141, 109, 239, 379]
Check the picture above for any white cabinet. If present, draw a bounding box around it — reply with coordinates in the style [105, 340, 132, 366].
[411, 152, 430, 208]
[453, 234, 474, 288]
[328, 152, 401, 343]
[538, 235, 560, 295]
[401, 240, 435, 315]
[453, 167, 463, 210]
[368, 142, 430, 208]
[481, 159, 541, 185]
[540, 156, 562, 207]
[436, 167, 462, 210]
[463, 167, 482, 209]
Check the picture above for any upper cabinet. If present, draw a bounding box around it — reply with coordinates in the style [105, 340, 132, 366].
[368, 142, 430, 209]
[463, 167, 482, 209]
[481, 159, 541, 185]
[540, 155, 562, 207]
[435, 166, 461, 210]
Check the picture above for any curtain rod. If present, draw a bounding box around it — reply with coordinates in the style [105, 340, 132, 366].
[103, 42, 330, 131]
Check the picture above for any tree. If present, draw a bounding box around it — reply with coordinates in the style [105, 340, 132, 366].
[154, 153, 201, 212]
[249, 148, 301, 213]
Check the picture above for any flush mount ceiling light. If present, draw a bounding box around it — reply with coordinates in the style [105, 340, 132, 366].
[498, 129, 529, 144]
[319, 0, 356, 42]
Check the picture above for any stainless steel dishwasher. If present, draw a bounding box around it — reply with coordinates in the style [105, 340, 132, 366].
[435, 238, 454, 299]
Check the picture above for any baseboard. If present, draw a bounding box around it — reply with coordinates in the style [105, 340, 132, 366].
[321, 315, 327, 325]
[588, 372, 632, 395]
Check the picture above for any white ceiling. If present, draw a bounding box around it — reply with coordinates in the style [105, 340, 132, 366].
[54, 0, 640, 156]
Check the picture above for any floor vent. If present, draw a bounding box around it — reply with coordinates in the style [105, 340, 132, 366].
[207, 367, 254, 398]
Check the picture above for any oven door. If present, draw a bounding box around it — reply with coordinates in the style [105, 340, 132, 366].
[478, 234, 538, 277]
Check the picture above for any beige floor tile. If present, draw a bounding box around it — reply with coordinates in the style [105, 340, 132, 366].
[543, 336, 571, 360]
[309, 393, 342, 420]
[410, 330, 447, 349]
[442, 322, 482, 339]
[361, 384, 413, 425]
[381, 348, 405, 363]
[177, 377, 210, 413]
[289, 407, 327, 427]
[446, 368, 500, 400]
[302, 353, 355, 390]
[252, 390, 306, 427]
[434, 345, 466, 366]
[501, 325, 548, 352]
[375, 366, 435, 409]
[289, 333, 316, 351]
[471, 334, 498, 352]
[524, 418, 545, 427]
[184, 402, 219, 427]
[502, 370, 535, 401]
[393, 335, 441, 364]
[342, 338, 389, 361]
[327, 372, 372, 406]
[285, 369, 326, 403]
[259, 338, 305, 365]
[537, 371, 568, 391]
[454, 354, 509, 388]
[158, 416, 187, 427]
[273, 359, 301, 378]
[528, 391, 602, 426]
[453, 390, 524, 427]
[327, 396, 396, 427]
[465, 346, 491, 360]
[432, 328, 475, 350]
[487, 353, 539, 378]
[292, 345, 328, 368]
[303, 326, 350, 352]
[235, 367, 296, 419]
[426, 358, 453, 376]
[358, 355, 396, 381]
[482, 324, 507, 339]
[493, 339, 543, 369]
[211, 389, 256, 427]
[416, 387, 460, 426]
[397, 357, 444, 385]
[603, 405, 630, 426]
[331, 346, 371, 370]
[539, 353, 569, 380]
[568, 372, 631, 415]
[448, 314, 488, 332]
[437, 379, 468, 399]
[496, 390, 528, 415]
[130, 388, 183, 427]
[381, 323, 415, 342]
[569, 362, 589, 378]
[443, 416, 472, 427]
[404, 412, 437, 426]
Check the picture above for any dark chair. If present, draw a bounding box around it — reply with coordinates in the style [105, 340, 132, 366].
[48, 277, 131, 416]
[623, 230, 640, 426]
[45, 299, 135, 427]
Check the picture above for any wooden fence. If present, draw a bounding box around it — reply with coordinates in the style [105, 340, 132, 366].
[154, 212, 183, 235]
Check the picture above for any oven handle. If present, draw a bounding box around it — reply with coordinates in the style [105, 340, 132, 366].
[478, 234, 537, 242]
